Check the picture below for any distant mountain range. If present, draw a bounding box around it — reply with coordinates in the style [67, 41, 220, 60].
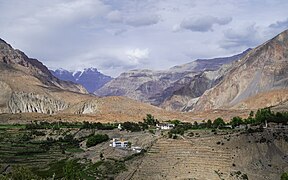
[0, 29, 288, 116]
[95, 29, 288, 112]
[95, 49, 251, 111]
[50, 68, 113, 93]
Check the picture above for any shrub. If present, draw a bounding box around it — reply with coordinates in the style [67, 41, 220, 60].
[281, 172, 288, 180]
[241, 174, 248, 180]
[122, 122, 141, 132]
[170, 126, 185, 135]
[86, 134, 109, 148]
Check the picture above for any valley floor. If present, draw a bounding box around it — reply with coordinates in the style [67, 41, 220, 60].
[0, 123, 287, 179]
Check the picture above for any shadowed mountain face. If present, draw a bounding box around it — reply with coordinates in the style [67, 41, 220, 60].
[95, 50, 250, 111]
[193, 29, 288, 111]
[51, 68, 113, 93]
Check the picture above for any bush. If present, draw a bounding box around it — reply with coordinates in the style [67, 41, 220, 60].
[170, 126, 185, 135]
[81, 121, 116, 130]
[241, 174, 248, 180]
[86, 134, 109, 148]
[122, 122, 141, 132]
[281, 172, 288, 180]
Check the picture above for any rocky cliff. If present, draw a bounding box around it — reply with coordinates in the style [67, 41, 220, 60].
[8, 92, 68, 114]
[193, 29, 288, 111]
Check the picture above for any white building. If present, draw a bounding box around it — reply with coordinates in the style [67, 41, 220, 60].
[156, 123, 175, 130]
[110, 138, 129, 148]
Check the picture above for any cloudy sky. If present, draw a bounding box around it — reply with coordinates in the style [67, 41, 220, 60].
[0, 0, 288, 77]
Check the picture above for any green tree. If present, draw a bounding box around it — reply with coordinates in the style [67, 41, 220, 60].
[249, 111, 254, 118]
[143, 114, 159, 126]
[86, 134, 109, 148]
[207, 119, 212, 128]
[230, 116, 244, 128]
[213, 118, 225, 128]
[122, 122, 141, 132]
[255, 108, 273, 123]
[193, 121, 199, 129]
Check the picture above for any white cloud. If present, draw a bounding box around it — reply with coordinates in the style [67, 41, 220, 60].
[220, 24, 263, 49]
[126, 48, 150, 64]
[106, 10, 123, 23]
[180, 16, 232, 32]
[125, 15, 160, 27]
[1, 0, 288, 77]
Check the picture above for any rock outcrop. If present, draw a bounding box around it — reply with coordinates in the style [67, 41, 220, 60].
[8, 92, 68, 114]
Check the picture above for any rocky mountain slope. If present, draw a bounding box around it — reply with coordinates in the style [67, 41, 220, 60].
[0, 38, 91, 113]
[193, 29, 288, 111]
[51, 68, 112, 93]
[95, 50, 250, 110]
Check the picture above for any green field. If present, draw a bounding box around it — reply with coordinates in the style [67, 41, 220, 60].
[0, 124, 127, 179]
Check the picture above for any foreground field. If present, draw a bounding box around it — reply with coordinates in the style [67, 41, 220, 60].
[0, 121, 287, 180]
[1, 109, 288, 179]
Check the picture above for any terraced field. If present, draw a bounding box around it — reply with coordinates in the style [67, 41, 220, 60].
[131, 136, 233, 180]
[0, 129, 67, 171]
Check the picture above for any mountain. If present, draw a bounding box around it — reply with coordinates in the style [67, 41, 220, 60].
[0, 38, 195, 122]
[50, 68, 113, 93]
[0, 38, 92, 113]
[95, 50, 250, 110]
[193, 29, 288, 111]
